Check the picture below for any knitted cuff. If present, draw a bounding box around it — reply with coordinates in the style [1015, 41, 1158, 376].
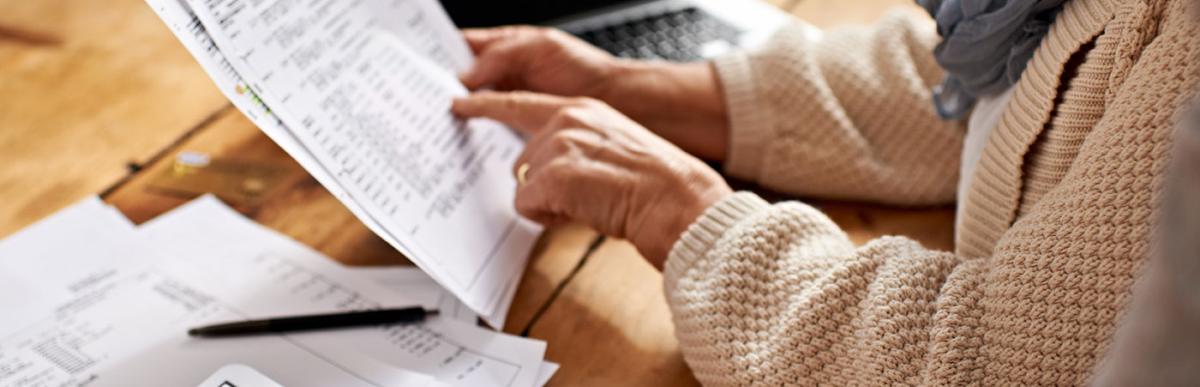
[712, 53, 773, 182]
[664, 192, 772, 283]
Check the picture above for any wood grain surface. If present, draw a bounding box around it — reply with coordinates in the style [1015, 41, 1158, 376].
[0, 0, 229, 237]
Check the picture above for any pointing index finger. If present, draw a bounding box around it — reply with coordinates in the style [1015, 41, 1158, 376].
[451, 91, 571, 135]
[461, 28, 507, 53]
[461, 26, 534, 53]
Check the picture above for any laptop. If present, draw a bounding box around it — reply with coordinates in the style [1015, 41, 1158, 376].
[439, 0, 792, 61]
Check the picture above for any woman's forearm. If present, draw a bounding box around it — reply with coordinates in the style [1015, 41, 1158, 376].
[598, 61, 730, 162]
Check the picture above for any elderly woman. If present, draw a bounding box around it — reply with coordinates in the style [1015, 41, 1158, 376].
[452, 0, 1197, 385]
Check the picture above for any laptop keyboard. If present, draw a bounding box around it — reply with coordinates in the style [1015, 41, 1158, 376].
[573, 7, 743, 62]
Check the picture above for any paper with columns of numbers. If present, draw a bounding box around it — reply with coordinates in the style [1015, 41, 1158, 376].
[175, 0, 539, 329]
[142, 0, 528, 328]
[349, 266, 561, 385]
[142, 0, 472, 325]
[141, 196, 547, 387]
[349, 266, 479, 323]
[0, 199, 434, 387]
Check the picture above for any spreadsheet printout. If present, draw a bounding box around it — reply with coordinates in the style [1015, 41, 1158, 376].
[183, 0, 539, 326]
[142, 0, 511, 328]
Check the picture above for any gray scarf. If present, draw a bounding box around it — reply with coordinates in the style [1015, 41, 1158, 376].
[918, 0, 1068, 119]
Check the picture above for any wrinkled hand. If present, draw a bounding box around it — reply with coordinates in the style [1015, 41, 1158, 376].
[452, 91, 732, 268]
[461, 26, 620, 97]
[460, 26, 732, 161]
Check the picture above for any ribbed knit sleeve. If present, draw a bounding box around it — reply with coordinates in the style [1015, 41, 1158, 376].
[714, 11, 966, 206]
[664, 192, 977, 385]
[663, 1, 1199, 385]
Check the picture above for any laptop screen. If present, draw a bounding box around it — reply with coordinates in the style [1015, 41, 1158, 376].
[439, 0, 632, 27]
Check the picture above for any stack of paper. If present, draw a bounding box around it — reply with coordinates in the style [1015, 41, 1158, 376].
[145, 0, 541, 328]
[0, 197, 556, 386]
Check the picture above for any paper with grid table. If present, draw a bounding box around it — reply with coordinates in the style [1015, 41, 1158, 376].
[0, 196, 557, 386]
[145, 0, 541, 328]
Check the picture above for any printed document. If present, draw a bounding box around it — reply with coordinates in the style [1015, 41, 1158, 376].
[161, 0, 540, 327]
[0, 197, 550, 386]
[142, 196, 548, 387]
[0, 199, 418, 387]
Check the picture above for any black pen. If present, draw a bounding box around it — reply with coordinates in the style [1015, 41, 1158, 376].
[188, 307, 437, 338]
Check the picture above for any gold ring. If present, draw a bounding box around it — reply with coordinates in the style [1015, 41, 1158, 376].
[516, 163, 531, 186]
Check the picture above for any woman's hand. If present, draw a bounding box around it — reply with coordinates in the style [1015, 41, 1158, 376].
[452, 91, 733, 268]
[461, 26, 620, 97]
[461, 27, 732, 161]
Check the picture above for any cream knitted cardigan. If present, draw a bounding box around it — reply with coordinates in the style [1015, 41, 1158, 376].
[665, 0, 1199, 385]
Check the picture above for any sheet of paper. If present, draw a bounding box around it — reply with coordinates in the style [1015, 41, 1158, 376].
[144, 0, 410, 243]
[0, 200, 416, 387]
[191, 362, 449, 387]
[142, 196, 547, 387]
[198, 364, 285, 387]
[536, 362, 560, 387]
[291, 317, 547, 387]
[143, 0, 408, 298]
[183, 0, 540, 327]
[0, 271, 405, 387]
[0, 198, 145, 335]
[348, 266, 479, 323]
[143, 0, 522, 328]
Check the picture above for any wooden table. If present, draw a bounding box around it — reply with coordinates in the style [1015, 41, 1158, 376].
[0, 1, 945, 385]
